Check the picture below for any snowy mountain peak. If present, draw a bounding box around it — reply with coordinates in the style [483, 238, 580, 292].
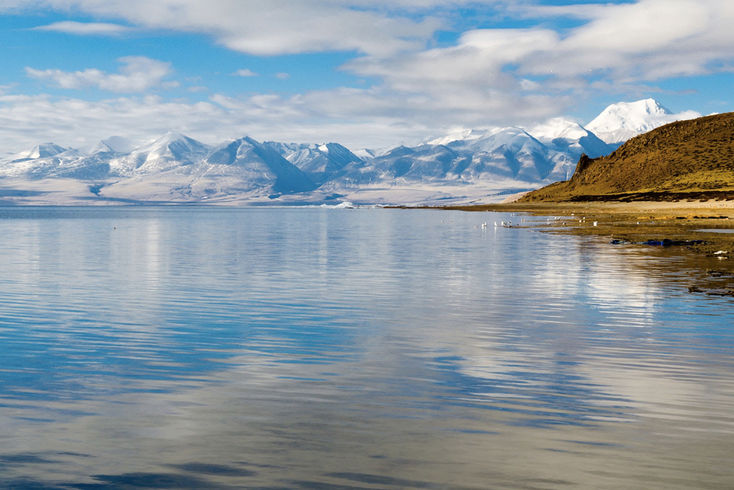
[586, 98, 700, 144]
[88, 136, 134, 155]
[106, 132, 210, 175]
[427, 128, 488, 146]
[241, 135, 258, 145]
[160, 130, 188, 141]
[144, 131, 201, 149]
[262, 141, 362, 186]
[625, 98, 671, 115]
[138, 132, 209, 160]
[529, 118, 589, 142]
[101, 136, 134, 153]
[321, 142, 362, 163]
[205, 137, 256, 165]
[467, 127, 542, 152]
[15, 142, 67, 160]
[529, 117, 613, 159]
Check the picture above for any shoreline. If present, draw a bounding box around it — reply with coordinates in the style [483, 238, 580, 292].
[440, 200, 734, 297]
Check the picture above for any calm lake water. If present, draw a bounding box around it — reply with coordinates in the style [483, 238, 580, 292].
[0, 206, 733, 489]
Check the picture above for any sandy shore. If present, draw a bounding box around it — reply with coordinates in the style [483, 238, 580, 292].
[441, 200, 734, 297]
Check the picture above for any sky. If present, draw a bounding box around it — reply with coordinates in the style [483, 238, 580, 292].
[0, 0, 733, 152]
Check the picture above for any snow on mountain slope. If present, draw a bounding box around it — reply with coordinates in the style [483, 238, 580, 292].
[87, 136, 134, 155]
[346, 125, 575, 187]
[531, 118, 589, 142]
[586, 98, 700, 144]
[363, 144, 466, 182]
[446, 127, 559, 182]
[13, 143, 68, 161]
[265, 141, 362, 185]
[98, 136, 316, 202]
[0, 145, 111, 180]
[426, 128, 488, 146]
[328, 127, 570, 187]
[353, 148, 375, 160]
[457, 127, 544, 154]
[530, 118, 614, 159]
[203, 137, 315, 194]
[109, 132, 210, 176]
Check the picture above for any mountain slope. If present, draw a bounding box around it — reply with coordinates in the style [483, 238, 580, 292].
[0, 145, 111, 180]
[13, 143, 68, 161]
[203, 137, 316, 194]
[109, 132, 210, 176]
[448, 128, 558, 181]
[266, 141, 362, 185]
[530, 118, 614, 159]
[521, 112, 734, 202]
[586, 98, 700, 145]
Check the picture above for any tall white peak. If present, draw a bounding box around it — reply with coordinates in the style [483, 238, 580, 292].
[586, 98, 700, 144]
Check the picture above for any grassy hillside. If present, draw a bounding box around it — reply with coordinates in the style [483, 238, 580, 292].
[521, 112, 734, 202]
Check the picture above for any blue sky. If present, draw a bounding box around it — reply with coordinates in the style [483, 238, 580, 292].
[0, 0, 732, 151]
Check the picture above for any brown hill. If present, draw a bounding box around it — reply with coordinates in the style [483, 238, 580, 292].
[521, 112, 734, 202]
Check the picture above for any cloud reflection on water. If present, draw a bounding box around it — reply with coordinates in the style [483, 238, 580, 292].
[0, 208, 732, 488]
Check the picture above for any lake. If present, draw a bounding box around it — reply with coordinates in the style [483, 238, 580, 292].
[0, 206, 733, 488]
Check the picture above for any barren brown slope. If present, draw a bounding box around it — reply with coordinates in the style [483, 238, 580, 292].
[521, 112, 734, 202]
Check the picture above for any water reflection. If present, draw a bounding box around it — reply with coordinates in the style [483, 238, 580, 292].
[0, 207, 732, 488]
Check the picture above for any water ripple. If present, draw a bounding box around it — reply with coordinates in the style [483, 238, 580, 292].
[0, 207, 732, 488]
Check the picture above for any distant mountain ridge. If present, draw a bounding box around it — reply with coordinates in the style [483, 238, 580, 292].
[521, 112, 734, 202]
[0, 99, 705, 205]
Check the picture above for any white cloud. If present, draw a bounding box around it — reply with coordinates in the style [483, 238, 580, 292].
[349, 28, 558, 89]
[25, 56, 174, 93]
[33, 20, 131, 35]
[5, 0, 443, 56]
[5, 0, 734, 77]
[233, 69, 258, 77]
[275, 72, 290, 80]
[0, 90, 437, 151]
[2, 0, 734, 149]
[0, 83, 571, 152]
[342, 0, 734, 120]
[523, 0, 725, 80]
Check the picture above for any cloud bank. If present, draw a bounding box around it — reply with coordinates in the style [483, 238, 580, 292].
[0, 0, 733, 150]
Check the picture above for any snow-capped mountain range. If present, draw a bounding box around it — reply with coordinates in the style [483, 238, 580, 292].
[0, 99, 701, 206]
